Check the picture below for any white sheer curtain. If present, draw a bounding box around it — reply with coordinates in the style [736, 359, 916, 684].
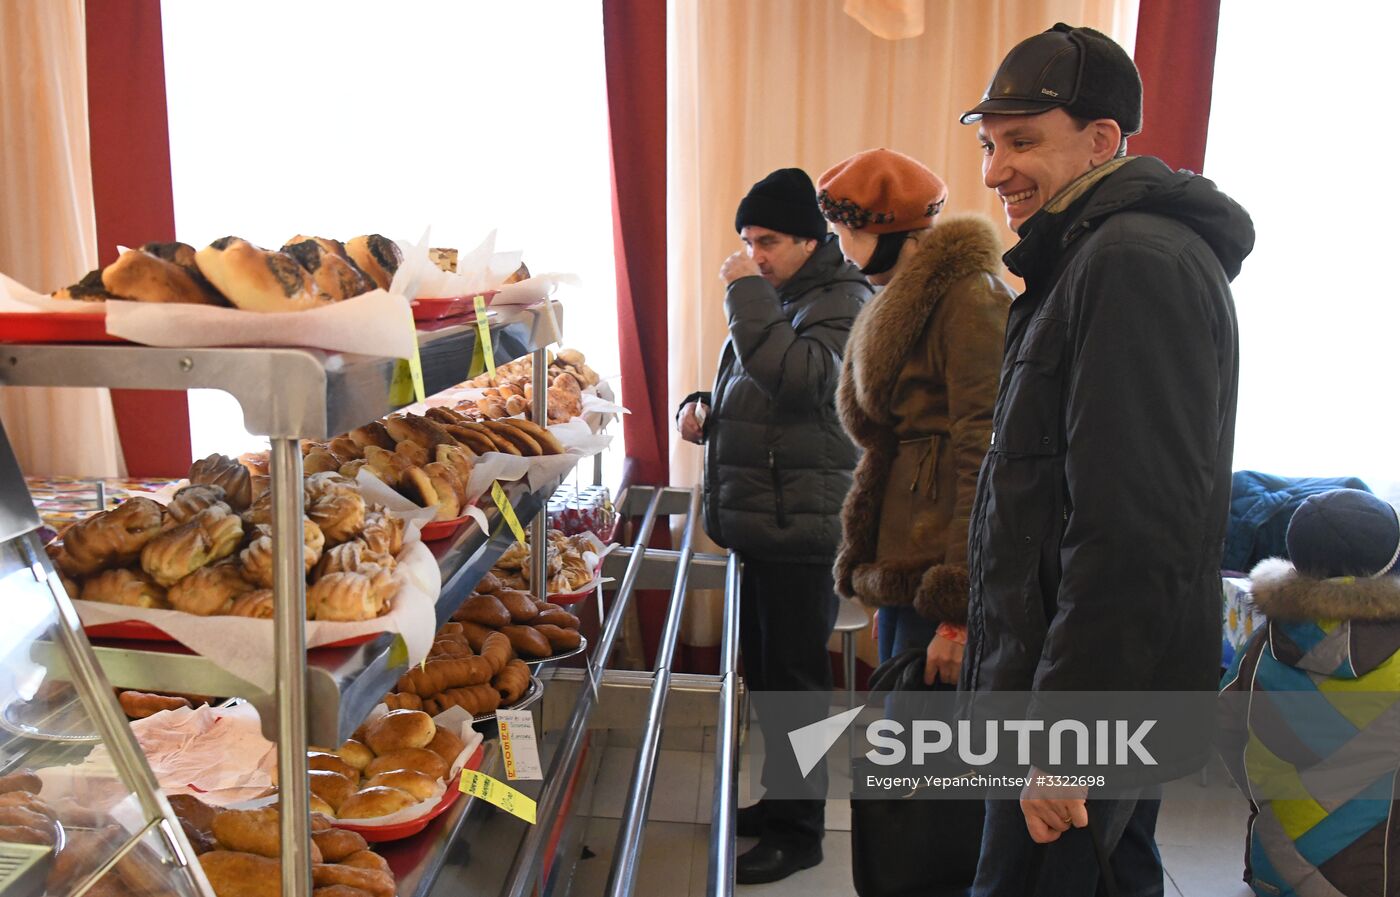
[1205, 3, 1400, 502]
[0, 0, 124, 478]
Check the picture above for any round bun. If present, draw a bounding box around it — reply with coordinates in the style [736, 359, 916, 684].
[364, 709, 435, 755]
[309, 794, 335, 817]
[307, 769, 357, 813]
[308, 751, 359, 783]
[425, 726, 466, 767]
[336, 739, 374, 772]
[363, 747, 448, 781]
[336, 786, 417, 820]
[364, 769, 438, 801]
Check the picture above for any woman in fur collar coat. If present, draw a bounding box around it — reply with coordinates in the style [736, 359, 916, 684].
[817, 148, 1015, 682]
[1219, 488, 1400, 897]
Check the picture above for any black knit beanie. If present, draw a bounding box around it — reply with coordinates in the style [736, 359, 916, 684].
[735, 168, 828, 240]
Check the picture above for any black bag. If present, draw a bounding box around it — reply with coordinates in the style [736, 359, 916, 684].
[848, 650, 1122, 897]
[850, 650, 984, 897]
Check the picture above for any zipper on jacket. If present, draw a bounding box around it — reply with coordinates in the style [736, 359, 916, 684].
[768, 451, 789, 528]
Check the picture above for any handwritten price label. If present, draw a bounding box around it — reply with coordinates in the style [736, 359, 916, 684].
[460, 769, 536, 823]
[491, 482, 527, 545]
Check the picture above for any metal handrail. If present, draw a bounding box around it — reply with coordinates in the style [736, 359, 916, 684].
[708, 552, 742, 894]
[604, 488, 702, 897]
[271, 437, 313, 896]
[501, 486, 666, 897]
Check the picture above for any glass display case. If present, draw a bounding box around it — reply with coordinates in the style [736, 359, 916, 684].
[0, 425, 210, 897]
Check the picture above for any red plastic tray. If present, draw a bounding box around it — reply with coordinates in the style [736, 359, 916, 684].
[410, 290, 499, 322]
[334, 741, 485, 842]
[419, 510, 475, 542]
[0, 311, 124, 344]
[83, 619, 379, 649]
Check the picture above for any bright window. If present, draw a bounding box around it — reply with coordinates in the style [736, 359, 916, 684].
[161, 0, 621, 485]
[1206, 2, 1399, 501]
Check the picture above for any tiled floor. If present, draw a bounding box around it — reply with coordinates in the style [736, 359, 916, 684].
[572, 742, 1256, 896]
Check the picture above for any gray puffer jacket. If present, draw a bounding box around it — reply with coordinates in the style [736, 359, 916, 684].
[684, 237, 871, 563]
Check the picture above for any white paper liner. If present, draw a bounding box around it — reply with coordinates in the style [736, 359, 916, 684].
[104, 288, 418, 358]
[395, 230, 523, 299]
[36, 703, 278, 809]
[71, 538, 441, 694]
[0, 272, 101, 313]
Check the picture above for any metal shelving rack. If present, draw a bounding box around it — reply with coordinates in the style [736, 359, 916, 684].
[3, 310, 747, 897]
[1, 302, 562, 897]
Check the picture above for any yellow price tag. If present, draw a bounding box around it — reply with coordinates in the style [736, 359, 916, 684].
[408, 341, 426, 405]
[492, 482, 527, 545]
[388, 359, 414, 405]
[386, 634, 409, 668]
[460, 769, 536, 823]
[474, 295, 496, 380]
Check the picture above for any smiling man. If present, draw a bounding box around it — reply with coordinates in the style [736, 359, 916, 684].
[956, 24, 1256, 897]
[675, 167, 871, 883]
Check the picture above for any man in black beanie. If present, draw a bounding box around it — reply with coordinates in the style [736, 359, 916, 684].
[676, 168, 871, 883]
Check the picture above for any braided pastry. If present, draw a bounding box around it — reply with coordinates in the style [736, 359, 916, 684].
[81, 568, 169, 609]
[61, 497, 167, 576]
[359, 510, 405, 557]
[167, 484, 230, 524]
[189, 453, 253, 511]
[240, 518, 325, 587]
[140, 506, 243, 587]
[306, 572, 378, 622]
[304, 473, 366, 545]
[228, 589, 274, 618]
[169, 562, 252, 616]
[315, 540, 396, 579]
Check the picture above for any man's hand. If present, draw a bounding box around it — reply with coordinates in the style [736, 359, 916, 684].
[1020, 769, 1088, 844]
[719, 251, 760, 285]
[677, 402, 707, 444]
[923, 634, 963, 685]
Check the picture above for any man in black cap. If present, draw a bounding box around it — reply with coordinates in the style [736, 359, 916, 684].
[676, 167, 871, 883]
[956, 24, 1256, 896]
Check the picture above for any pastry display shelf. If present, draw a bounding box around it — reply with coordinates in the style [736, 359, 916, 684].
[28, 472, 565, 747]
[2, 300, 564, 896]
[0, 301, 562, 440]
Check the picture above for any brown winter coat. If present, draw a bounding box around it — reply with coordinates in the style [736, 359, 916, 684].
[834, 215, 1013, 621]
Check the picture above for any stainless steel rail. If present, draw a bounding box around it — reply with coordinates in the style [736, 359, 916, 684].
[271, 438, 313, 896]
[605, 488, 702, 897]
[708, 552, 742, 894]
[500, 486, 666, 897]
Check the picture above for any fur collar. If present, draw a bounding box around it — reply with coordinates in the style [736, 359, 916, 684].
[1249, 557, 1400, 621]
[845, 214, 1005, 422]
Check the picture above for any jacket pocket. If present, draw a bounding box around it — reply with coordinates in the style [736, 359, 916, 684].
[768, 450, 789, 529]
[991, 316, 1067, 458]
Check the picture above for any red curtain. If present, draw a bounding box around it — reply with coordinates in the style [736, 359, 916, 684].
[602, 0, 674, 669]
[1131, 0, 1222, 174]
[603, 0, 669, 490]
[85, 0, 192, 477]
